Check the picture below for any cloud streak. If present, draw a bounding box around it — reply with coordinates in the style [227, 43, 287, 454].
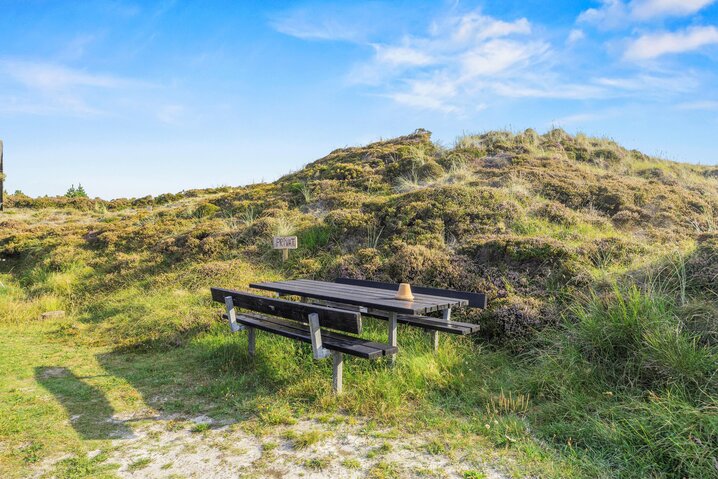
[1, 59, 137, 91]
[345, 10, 568, 111]
[624, 26, 718, 59]
[0, 58, 154, 117]
[579, 0, 717, 27]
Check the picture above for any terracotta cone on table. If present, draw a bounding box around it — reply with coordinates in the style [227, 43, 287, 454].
[395, 283, 414, 301]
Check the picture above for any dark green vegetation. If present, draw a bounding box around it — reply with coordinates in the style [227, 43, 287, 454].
[64, 184, 89, 199]
[1, 129, 717, 478]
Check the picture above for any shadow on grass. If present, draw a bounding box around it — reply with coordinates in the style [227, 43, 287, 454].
[93, 330, 296, 421]
[34, 366, 133, 440]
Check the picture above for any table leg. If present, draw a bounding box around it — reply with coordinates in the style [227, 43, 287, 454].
[332, 351, 343, 395]
[432, 307, 452, 352]
[388, 312, 398, 366]
[248, 327, 256, 357]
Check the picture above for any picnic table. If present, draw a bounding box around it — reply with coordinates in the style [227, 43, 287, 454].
[249, 279, 469, 361]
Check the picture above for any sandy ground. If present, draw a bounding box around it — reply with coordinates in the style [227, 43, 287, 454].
[40, 413, 509, 479]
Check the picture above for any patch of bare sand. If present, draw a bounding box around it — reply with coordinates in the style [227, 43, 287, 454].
[85, 415, 510, 479]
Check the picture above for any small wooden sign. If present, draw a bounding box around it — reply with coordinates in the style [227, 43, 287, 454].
[273, 236, 298, 250]
[273, 236, 298, 261]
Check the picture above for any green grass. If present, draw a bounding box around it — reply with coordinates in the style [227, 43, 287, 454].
[190, 423, 211, 433]
[127, 457, 152, 471]
[369, 460, 400, 479]
[2, 129, 717, 478]
[284, 430, 330, 449]
[462, 472, 486, 479]
[303, 456, 331, 470]
[341, 458, 361, 469]
[3, 279, 714, 478]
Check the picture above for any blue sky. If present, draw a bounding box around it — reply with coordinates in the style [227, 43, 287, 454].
[1, 0, 717, 199]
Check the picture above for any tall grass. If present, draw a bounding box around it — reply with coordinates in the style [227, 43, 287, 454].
[571, 285, 716, 395]
[524, 282, 718, 478]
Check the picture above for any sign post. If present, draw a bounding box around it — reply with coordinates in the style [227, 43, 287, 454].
[272, 236, 298, 261]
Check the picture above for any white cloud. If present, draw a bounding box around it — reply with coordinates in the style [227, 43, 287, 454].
[348, 10, 564, 111]
[595, 73, 698, 93]
[272, 5, 712, 112]
[578, 0, 630, 28]
[459, 39, 548, 77]
[0, 58, 153, 117]
[445, 12, 531, 42]
[490, 81, 606, 99]
[373, 45, 434, 67]
[388, 76, 460, 112]
[567, 29, 586, 44]
[1, 59, 133, 92]
[270, 4, 393, 42]
[676, 100, 718, 109]
[624, 26, 718, 59]
[631, 0, 716, 19]
[578, 0, 716, 27]
[271, 14, 359, 41]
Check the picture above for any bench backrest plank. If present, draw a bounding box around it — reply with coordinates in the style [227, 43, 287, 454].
[211, 287, 362, 334]
[334, 278, 487, 309]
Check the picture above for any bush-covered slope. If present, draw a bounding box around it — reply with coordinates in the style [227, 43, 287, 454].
[1, 129, 717, 478]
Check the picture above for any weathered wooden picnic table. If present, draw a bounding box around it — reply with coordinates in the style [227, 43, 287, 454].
[249, 279, 469, 361]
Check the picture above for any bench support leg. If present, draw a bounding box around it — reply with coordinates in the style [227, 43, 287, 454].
[433, 308, 451, 352]
[247, 327, 256, 357]
[388, 312, 398, 366]
[431, 308, 451, 351]
[332, 351, 343, 395]
[224, 296, 244, 333]
[309, 313, 331, 360]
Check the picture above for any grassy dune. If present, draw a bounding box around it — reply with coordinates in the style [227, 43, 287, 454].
[1, 129, 716, 478]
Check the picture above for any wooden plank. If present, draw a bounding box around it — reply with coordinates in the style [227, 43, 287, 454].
[291, 279, 462, 310]
[245, 313, 395, 357]
[250, 281, 419, 314]
[265, 279, 457, 311]
[211, 288, 362, 334]
[367, 311, 480, 335]
[225, 313, 397, 359]
[249, 280, 466, 314]
[335, 278, 487, 309]
[333, 277, 484, 308]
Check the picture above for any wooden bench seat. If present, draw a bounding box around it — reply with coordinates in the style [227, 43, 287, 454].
[222, 312, 397, 359]
[387, 313, 479, 335]
[317, 302, 479, 335]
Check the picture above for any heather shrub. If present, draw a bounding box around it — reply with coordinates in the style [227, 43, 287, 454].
[384, 242, 451, 284]
[531, 202, 576, 226]
[685, 233, 718, 291]
[194, 202, 220, 219]
[329, 248, 383, 280]
[325, 209, 371, 237]
[484, 296, 553, 340]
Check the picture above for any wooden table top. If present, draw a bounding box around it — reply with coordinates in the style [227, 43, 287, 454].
[249, 279, 468, 315]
